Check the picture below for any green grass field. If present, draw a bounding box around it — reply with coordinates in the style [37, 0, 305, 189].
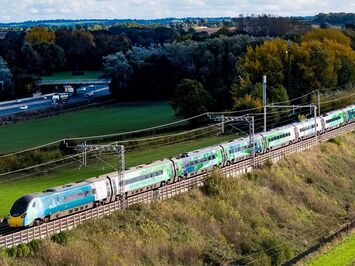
[0, 102, 176, 154]
[41, 71, 102, 81]
[0, 134, 236, 217]
[307, 233, 355, 266]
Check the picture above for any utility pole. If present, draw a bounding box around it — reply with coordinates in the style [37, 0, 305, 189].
[208, 114, 256, 167]
[221, 114, 225, 134]
[75, 143, 125, 198]
[313, 105, 318, 144]
[263, 75, 267, 132]
[317, 90, 321, 116]
[267, 104, 318, 145]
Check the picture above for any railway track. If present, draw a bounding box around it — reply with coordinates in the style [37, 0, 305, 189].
[0, 122, 354, 248]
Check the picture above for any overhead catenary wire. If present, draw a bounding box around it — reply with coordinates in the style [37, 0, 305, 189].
[1, 91, 352, 178]
[1, 84, 353, 159]
[0, 122, 225, 180]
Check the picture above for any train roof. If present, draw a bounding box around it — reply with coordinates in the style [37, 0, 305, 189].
[261, 124, 294, 135]
[293, 117, 321, 126]
[322, 108, 344, 116]
[125, 158, 172, 173]
[342, 105, 355, 111]
[42, 180, 90, 193]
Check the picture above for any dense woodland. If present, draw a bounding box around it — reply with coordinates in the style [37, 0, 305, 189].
[0, 14, 354, 117]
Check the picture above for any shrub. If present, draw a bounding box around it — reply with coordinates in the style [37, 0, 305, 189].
[246, 172, 259, 182]
[51, 231, 71, 245]
[6, 244, 31, 258]
[203, 170, 224, 197]
[328, 137, 342, 146]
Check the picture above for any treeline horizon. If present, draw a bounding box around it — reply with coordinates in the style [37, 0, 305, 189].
[0, 13, 354, 120]
[0, 12, 354, 28]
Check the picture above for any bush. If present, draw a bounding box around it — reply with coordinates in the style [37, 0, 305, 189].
[328, 137, 342, 146]
[6, 244, 31, 258]
[203, 170, 224, 197]
[202, 241, 236, 265]
[51, 231, 71, 245]
[246, 172, 259, 182]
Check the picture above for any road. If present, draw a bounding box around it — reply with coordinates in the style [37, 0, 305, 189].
[0, 85, 110, 117]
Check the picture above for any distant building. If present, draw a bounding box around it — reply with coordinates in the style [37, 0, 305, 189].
[0, 32, 7, 39]
[194, 27, 220, 35]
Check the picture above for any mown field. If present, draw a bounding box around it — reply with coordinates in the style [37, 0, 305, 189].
[41, 71, 101, 80]
[0, 102, 176, 154]
[0, 132, 354, 265]
[0, 134, 236, 217]
[306, 232, 355, 266]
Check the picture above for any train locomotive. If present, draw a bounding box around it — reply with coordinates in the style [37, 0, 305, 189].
[7, 104, 355, 227]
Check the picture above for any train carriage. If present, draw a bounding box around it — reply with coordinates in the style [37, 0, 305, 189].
[172, 146, 224, 178]
[220, 135, 263, 165]
[124, 159, 175, 195]
[342, 105, 355, 123]
[261, 125, 296, 151]
[293, 118, 323, 141]
[321, 110, 346, 131]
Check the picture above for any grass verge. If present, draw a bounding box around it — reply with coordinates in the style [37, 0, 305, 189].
[0, 102, 176, 154]
[305, 232, 355, 266]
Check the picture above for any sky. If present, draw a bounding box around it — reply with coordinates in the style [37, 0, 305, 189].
[0, 0, 354, 23]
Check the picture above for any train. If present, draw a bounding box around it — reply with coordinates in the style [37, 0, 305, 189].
[7, 104, 355, 227]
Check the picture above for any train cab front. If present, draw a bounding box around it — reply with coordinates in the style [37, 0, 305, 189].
[7, 196, 32, 227]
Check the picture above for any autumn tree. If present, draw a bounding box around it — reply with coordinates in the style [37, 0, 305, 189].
[25, 27, 55, 44]
[301, 28, 352, 46]
[240, 39, 289, 88]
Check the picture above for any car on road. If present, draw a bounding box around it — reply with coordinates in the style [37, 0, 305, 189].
[16, 99, 22, 103]
[88, 84, 94, 88]
[20, 105, 28, 110]
[85, 92, 94, 97]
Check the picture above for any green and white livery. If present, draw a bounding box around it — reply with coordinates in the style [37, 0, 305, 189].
[261, 125, 296, 150]
[322, 110, 346, 130]
[124, 159, 175, 192]
[343, 105, 355, 123]
[172, 146, 224, 178]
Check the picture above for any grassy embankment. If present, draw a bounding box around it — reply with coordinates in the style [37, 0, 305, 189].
[305, 231, 355, 266]
[0, 134, 235, 217]
[0, 102, 176, 154]
[0, 132, 354, 265]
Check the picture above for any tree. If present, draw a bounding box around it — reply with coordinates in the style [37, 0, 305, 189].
[171, 79, 213, 118]
[103, 52, 133, 97]
[55, 29, 95, 69]
[32, 43, 66, 75]
[25, 27, 55, 44]
[233, 94, 262, 112]
[240, 39, 289, 88]
[0, 56, 14, 98]
[270, 84, 289, 104]
[21, 42, 41, 74]
[301, 28, 351, 47]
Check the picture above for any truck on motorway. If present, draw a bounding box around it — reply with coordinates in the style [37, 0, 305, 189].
[52, 93, 69, 104]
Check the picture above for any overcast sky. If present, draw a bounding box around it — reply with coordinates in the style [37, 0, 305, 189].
[0, 0, 353, 23]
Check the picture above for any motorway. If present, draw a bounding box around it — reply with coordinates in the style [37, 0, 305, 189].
[0, 84, 110, 117]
